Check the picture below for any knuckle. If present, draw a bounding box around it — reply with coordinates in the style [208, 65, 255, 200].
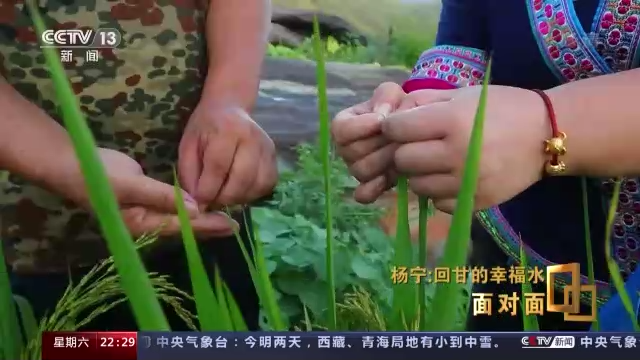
[349, 143, 367, 160]
[350, 162, 374, 182]
[331, 118, 348, 141]
[377, 81, 401, 92]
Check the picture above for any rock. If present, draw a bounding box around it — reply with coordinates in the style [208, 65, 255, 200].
[255, 57, 409, 168]
[270, 6, 367, 46]
[268, 23, 305, 48]
[325, 62, 412, 91]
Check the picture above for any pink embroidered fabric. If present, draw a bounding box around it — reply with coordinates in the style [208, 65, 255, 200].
[402, 44, 489, 92]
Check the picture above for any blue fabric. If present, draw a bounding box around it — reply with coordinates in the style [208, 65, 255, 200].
[435, 0, 489, 50]
[436, 0, 609, 278]
[434, 0, 638, 329]
[595, 269, 640, 330]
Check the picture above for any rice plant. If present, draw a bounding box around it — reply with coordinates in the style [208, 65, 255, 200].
[0, 235, 194, 360]
[1, 5, 637, 360]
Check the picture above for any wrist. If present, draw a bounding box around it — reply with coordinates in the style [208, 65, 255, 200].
[201, 70, 259, 112]
[542, 87, 585, 177]
[14, 145, 87, 207]
[525, 89, 556, 181]
[43, 150, 88, 207]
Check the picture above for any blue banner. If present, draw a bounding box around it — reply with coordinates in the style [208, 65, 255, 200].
[137, 332, 639, 360]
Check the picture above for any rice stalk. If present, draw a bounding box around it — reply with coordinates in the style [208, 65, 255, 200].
[21, 235, 195, 360]
[580, 177, 599, 329]
[312, 15, 337, 330]
[417, 197, 430, 329]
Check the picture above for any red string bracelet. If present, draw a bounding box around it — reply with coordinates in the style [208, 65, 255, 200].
[532, 89, 567, 176]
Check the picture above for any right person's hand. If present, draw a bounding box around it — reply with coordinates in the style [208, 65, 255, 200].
[332, 82, 454, 204]
[63, 148, 237, 238]
[331, 82, 405, 204]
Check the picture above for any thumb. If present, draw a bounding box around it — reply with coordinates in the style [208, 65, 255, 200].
[370, 82, 406, 118]
[178, 134, 202, 196]
[116, 175, 199, 216]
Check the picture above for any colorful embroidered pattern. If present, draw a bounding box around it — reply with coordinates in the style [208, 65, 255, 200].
[591, 1, 640, 279]
[602, 178, 640, 276]
[476, 209, 612, 306]
[477, 0, 640, 305]
[409, 45, 488, 87]
[590, 0, 640, 72]
[527, 0, 612, 81]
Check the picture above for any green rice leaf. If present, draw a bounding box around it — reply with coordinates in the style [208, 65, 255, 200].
[213, 268, 233, 330]
[426, 59, 493, 330]
[417, 197, 429, 330]
[223, 282, 248, 331]
[13, 295, 38, 346]
[231, 211, 286, 330]
[312, 15, 337, 330]
[390, 178, 417, 330]
[0, 235, 23, 359]
[173, 174, 225, 331]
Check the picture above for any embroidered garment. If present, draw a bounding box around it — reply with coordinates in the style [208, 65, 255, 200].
[403, 0, 640, 310]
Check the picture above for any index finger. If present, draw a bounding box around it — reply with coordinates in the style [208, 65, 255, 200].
[196, 139, 236, 205]
[333, 101, 372, 122]
[331, 113, 383, 146]
[381, 102, 451, 143]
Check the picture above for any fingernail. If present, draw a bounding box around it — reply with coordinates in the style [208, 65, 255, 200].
[183, 192, 197, 204]
[184, 202, 199, 216]
[374, 103, 391, 120]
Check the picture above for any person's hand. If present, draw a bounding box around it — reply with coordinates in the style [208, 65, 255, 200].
[178, 102, 277, 208]
[331, 82, 405, 204]
[64, 148, 237, 237]
[381, 86, 550, 213]
[331, 82, 454, 204]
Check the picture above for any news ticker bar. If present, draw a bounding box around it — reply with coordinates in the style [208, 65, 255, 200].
[42, 331, 640, 360]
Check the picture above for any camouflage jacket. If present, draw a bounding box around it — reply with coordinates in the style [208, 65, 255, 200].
[0, 0, 209, 274]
